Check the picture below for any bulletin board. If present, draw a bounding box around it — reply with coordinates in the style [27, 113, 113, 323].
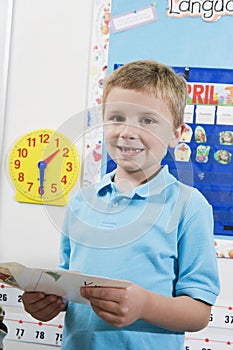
[107, 1, 233, 70]
[85, 1, 233, 244]
[163, 66, 233, 238]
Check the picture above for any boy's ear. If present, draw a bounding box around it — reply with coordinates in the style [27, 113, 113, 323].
[169, 124, 186, 148]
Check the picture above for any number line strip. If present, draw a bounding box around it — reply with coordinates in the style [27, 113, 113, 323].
[5, 317, 63, 328]
[186, 336, 233, 345]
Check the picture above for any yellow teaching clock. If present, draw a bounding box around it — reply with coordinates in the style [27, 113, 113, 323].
[8, 129, 80, 206]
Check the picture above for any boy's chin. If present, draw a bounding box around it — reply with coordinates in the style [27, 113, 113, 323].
[114, 158, 141, 170]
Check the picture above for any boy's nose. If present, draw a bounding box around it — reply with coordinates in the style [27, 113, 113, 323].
[119, 124, 139, 139]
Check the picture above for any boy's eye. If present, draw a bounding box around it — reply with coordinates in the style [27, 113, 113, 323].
[111, 115, 125, 122]
[141, 117, 156, 125]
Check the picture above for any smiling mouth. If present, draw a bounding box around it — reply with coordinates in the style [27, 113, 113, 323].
[117, 146, 144, 155]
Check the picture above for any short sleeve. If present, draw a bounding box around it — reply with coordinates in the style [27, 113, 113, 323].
[175, 193, 220, 305]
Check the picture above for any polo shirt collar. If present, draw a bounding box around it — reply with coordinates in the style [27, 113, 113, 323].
[96, 165, 176, 198]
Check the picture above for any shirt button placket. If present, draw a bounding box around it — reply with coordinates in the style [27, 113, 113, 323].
[112, 201, 119, 208]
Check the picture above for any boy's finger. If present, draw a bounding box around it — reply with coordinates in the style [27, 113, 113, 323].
[81, 287, 124, 302]
[22, 292, 46, 305]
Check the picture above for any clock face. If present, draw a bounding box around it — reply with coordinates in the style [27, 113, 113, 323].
[8, 129, 80, 205]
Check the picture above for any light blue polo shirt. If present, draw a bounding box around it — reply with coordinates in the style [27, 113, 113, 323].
[59, 165, 220, 350]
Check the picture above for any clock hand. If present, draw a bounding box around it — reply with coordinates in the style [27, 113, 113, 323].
[38, 161, 46, 198]
[38, 149, 60, 197]
[37, 150, 60, 198]
[43, 149, 60, 165]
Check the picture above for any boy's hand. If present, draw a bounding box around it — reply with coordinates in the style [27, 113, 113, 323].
[80, 285, 211, 332]
[80, 283, 146, 328]
[22, 292, 66, 322]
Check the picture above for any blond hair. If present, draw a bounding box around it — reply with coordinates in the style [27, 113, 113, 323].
[102, 60, 187, 128]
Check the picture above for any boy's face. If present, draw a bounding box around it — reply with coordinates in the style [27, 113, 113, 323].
[104, 87, 182, 177]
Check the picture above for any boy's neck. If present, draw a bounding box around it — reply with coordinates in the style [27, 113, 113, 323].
[113, 166, 162, 192]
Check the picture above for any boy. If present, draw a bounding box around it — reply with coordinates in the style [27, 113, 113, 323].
[22, 60, 220, 349]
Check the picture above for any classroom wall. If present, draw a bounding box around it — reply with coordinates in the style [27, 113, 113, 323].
[0, 0, 93, 349]
[0, 0, 93, 267]
[0, 1, 233, 349]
